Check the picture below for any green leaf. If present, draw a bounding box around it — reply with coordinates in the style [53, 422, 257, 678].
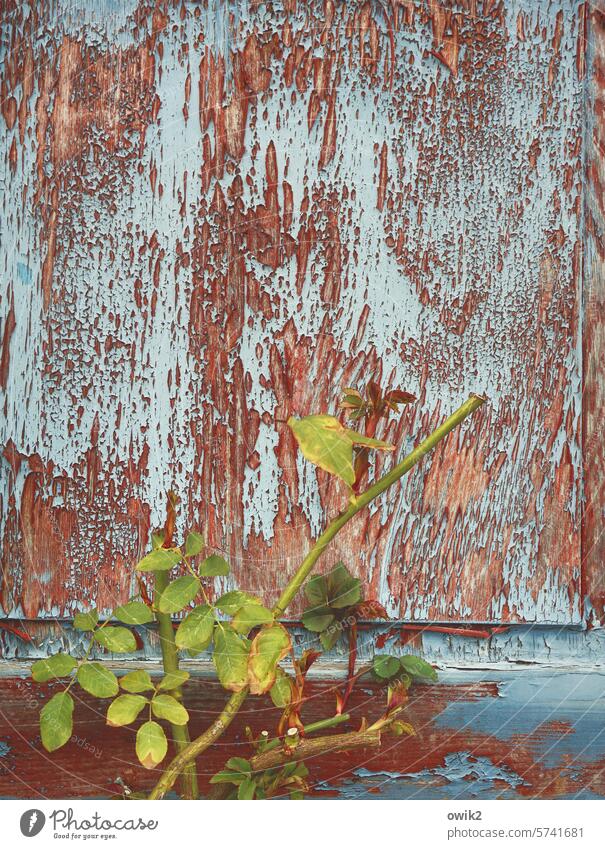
[151, 530, 165, 550]
[175, 604, 215, 651]
[151, 694, 189, 725]
[213, 624, 250, 692]
[303, 564, 360, 633]
[210, 770, 246, 785]
[326, 562, 361, 609]
[73, 610, 99, 631]
[283, 761, 309, 779]
[120, 669, 155, 693]
[77, 663, 119, 698]
[158, 575, 201, 615]
[270, 668, 293, 708]
[136, 721, 167, 769]
[400, 655, 438, 682]
[184, 531, 204, 558]
[136, 548, 182, 573]
[304, 575, 328, 607]
[215, 590, 261, 615]
[319, 626, 341, 651]
[238, 778, 256, 800]
[199, 553, 230, 577]
[390, 720, 415, 737]
[232, 603, 274, 635]
[301, 607, 335, 633]
[106, 694, 148, 727]
[393, 673, 411, 690]
[288, 414, 394, 487]
[40, 692, 74, 752]
[226, 757, 251, 773]
[94, 626, 137, 653]
[247, 623, 291, 695]
[113, 601, 154, 625]
[373, 655, 400, 679]
[31, 653, 77, 683]
[157, 670, 190, 691]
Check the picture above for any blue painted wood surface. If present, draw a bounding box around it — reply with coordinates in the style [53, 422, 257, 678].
[0, 0, 593, 625]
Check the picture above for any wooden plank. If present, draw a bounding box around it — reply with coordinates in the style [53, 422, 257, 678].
[0, 1, 586, 623]
[0, 668, 603, 799]
[2, 619, 605, 666]
[582, 2, 605, 624]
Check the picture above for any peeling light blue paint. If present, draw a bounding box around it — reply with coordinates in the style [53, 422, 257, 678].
[435, 671, 605, 769]
[3, 621, 605, 666]
[16, 262, 33, 285]
[317, 753, 527, 800]
[0, 0, 588, 625]
[369, 752, 527, 791]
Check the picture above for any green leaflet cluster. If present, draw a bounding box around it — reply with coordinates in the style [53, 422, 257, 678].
[371, 653, 438, 684]
[31, 529, 232, 766]
[31, 529, 293, 769]
[175, 589, 290, 695]
[301, 562, 363, 650]
[32, 599, 154, 755]
[210, 756, 309, 800]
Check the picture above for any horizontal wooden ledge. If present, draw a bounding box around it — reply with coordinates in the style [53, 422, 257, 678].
[0, 621, 604, 670]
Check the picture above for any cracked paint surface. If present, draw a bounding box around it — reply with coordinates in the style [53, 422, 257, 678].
[0, 1, 593, 624]
[332, 754, 530, 799]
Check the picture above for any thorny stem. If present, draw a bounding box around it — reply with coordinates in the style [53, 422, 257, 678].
[208, 714, 353, 798]
[149, 688, 250, 799]
[249, 729, 382, 773]
[260, 712, 351, 755]
[152, 490, 199, 800]
[274, 394, 485, 614]
[148, 395, 485, 799]
[153, 569, 199, 800]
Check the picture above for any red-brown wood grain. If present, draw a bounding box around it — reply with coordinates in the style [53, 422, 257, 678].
[0, 1, 593, 625]
[582, 2, 605, 624]
[1, 670, 603, 799]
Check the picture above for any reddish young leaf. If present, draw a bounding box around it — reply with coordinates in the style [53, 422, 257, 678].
[334, 690, 346, 715]
[366, 380, 382, 406]
[297, 649, 321, 678]
[135, 575, 153, 608]
[387, 680, 409, 713]
[384, 389, 416, 405]
[354, 600, 389, 620]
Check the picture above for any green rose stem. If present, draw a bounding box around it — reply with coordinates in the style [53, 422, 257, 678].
[207, 713, 352, 798]
[260, 712, 351, 755]
[153, 569, 199, 800]
[249, 728, 382, 773]
[149, 394, 485, 799]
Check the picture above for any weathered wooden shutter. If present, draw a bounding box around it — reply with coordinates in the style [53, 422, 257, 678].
[0, 1, 601, 628]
